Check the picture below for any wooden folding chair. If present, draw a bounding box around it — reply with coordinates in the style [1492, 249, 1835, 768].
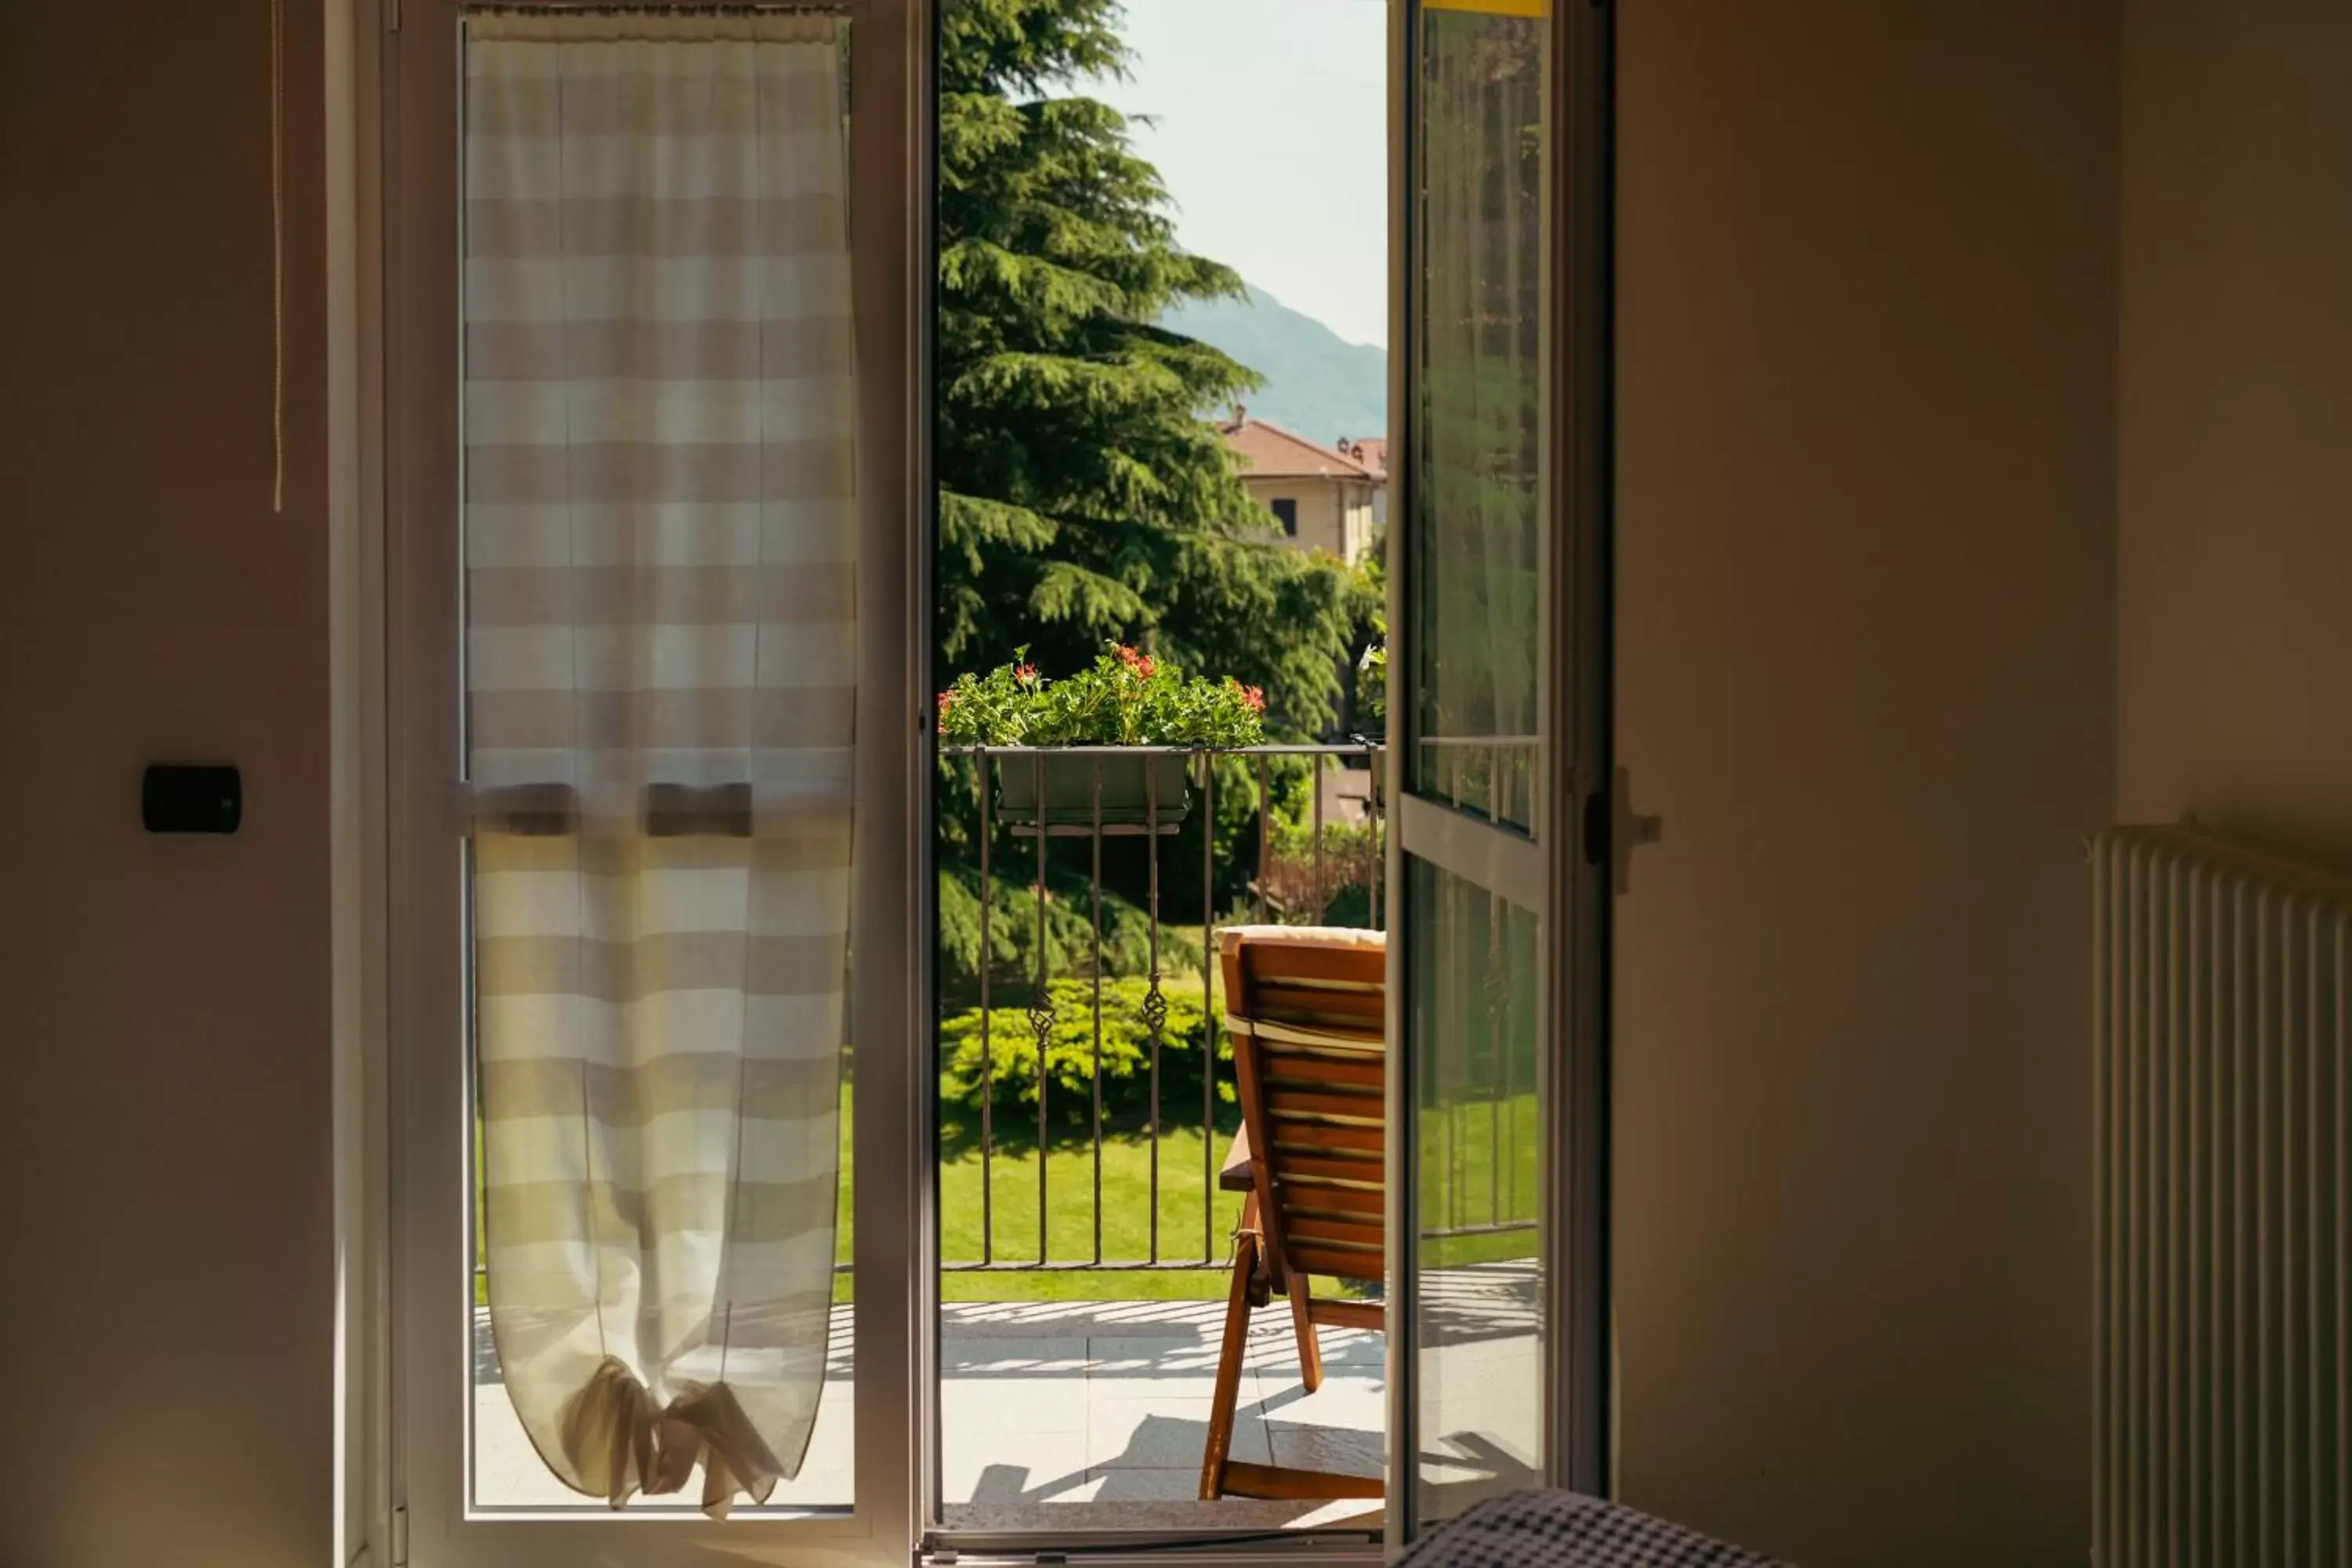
[1199, 925, 1387, 1502]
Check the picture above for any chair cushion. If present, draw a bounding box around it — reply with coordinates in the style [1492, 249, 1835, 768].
[1218, 924, 1387, 956]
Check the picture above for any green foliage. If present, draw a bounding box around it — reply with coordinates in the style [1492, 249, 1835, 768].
[938, 977, 1226, 1126]
[1260, 815, 1380, 928]
[937, 644, 1266, 748]
[935, 852, 1196, 1010]
[1346, 535, 1386, 736]
[936, 0, 1364, 738]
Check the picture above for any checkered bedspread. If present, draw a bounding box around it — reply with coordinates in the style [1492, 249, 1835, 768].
[1394, 1490, 1787, 1568]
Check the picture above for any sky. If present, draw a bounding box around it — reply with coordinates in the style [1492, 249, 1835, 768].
[1085, 0, 1390, 349]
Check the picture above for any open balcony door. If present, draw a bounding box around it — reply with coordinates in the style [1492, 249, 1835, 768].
[1384, 0, 1610, 1543]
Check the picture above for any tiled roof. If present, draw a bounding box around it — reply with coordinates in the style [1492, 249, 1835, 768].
[1335, 436, 1386, 477]
[1220, 413, 1381, 481]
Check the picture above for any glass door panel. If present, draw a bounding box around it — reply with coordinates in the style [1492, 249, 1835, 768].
[1408, 858, 1544, 1519]
[1408, 1, 1549, 837]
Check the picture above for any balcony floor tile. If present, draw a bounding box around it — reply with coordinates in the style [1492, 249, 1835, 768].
[470, 1297, 1392, 1529]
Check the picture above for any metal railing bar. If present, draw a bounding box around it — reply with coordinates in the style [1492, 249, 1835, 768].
[1504, 994, 1518, 1224]
[1146, 758, 1163, 1265]
[1446, 866, 1462, 1232]
[1489, 886, 1504, 1230]
[1312, 750, 1326, 920]
[1255, 752, 1271, 924]
[1091, 754, 1105, 1267]
[939, 742, 1384, 756]
[1033, 750, 1049, 1265]
[977, 747, 993, 1265]
[1202, 750, 1217, 1264]
[940, 1259, 1269, 1273]
[1414, 1219, 1540, 1240]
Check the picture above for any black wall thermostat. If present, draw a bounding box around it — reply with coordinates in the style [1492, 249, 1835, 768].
[143, 764, 241, 834]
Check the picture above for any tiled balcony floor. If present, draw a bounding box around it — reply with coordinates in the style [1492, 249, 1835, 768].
[471, 1265, 1535, 1532]
[938, 1298, 1385, 1532]
[470, 1298, 1384, 1530]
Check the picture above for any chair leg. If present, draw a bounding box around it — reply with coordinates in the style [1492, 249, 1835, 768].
[1287, 1270, 1324, 1394]
[1200, 1199, 1261, 1501]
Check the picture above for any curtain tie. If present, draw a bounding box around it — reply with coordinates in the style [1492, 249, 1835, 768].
[557, 1357, 786, 1517]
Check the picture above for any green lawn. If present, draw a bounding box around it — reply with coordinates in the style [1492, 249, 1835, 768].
[936, 1101, 1251, 1301]
[477, 1079, 1537, 1308]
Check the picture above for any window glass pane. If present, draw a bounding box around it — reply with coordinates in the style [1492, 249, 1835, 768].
[1409, 3, 1548, 832]
[1409, 855, 1543, 1523]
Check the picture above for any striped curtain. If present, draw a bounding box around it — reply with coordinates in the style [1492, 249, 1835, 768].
[462, 11, 855, 1515]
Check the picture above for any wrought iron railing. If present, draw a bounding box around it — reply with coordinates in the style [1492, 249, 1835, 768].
[938, 742, 1389, 1272]
[938, 742, 1380, 1270]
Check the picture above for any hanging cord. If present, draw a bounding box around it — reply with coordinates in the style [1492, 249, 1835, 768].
[270, 0, 286, 513]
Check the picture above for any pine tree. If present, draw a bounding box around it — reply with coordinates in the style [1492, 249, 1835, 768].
[936, 0, 1366, 738]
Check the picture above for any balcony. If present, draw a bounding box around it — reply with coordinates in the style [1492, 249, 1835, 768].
[469, 744, 1536, 1527]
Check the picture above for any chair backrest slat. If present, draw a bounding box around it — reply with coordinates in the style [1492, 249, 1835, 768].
[1280, 1185, 1384, 1218]
[1276, 1151, 1385, 1186]
[1258, 1052, 1384, 1091]
[1261, 1084, 1384, 1125]
[1244, 985, 1384, 1031]
[1287, 1244, 1385, 1279]
[1268, 1122, 1384, 1155]
[1285, 1213, 1386, 1250]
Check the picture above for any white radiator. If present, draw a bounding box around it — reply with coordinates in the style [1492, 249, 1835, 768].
[2092, 826, 2349, 1566]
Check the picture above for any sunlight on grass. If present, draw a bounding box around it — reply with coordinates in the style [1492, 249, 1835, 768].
[939, 1111, 1249, 1301]
[475, 1076, 1537, 1308]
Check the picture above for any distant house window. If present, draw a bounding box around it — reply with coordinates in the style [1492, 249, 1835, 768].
[1270, 498, 1298, 536]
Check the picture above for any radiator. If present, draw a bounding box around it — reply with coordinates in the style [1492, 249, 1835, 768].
[2092, 826, 2349, 1566]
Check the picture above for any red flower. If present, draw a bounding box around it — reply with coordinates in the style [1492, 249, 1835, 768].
[1237, 682, 1267, 713]
[1014, 662, 1038, 684]
[936, 690, 955, 714]
[1114, 644, 1156, 679]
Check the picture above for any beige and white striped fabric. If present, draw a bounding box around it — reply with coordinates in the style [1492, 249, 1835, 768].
[463, 10, 854, 1516]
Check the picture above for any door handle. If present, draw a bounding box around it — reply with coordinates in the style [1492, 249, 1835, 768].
[1611, 765, 1663, 896]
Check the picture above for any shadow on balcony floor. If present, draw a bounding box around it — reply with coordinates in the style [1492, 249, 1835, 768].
[470, 1269, 1535, 1532]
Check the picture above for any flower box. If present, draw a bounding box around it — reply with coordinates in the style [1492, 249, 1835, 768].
[991, 750, 1193, 833]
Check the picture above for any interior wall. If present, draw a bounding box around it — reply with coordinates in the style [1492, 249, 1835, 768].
[2117, 0, 2352, 864]
[0, 5, 333, 1566]
[1612, 5, 2118, 1563]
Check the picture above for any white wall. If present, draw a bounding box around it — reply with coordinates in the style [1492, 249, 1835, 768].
[0, 5, 335, 1566]
[1613, 5, 2118, 1563]
[2117, 0, 2352, 863]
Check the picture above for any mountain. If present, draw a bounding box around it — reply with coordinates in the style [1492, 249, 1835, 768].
[1162, 285, 1388, 449]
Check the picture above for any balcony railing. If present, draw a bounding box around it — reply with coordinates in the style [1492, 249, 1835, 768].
[939, 742, 1383, 1273]
[937, 741, 1539, 1277]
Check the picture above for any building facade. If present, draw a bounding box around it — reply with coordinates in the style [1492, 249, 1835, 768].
[1221, 412, 1384, 563]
